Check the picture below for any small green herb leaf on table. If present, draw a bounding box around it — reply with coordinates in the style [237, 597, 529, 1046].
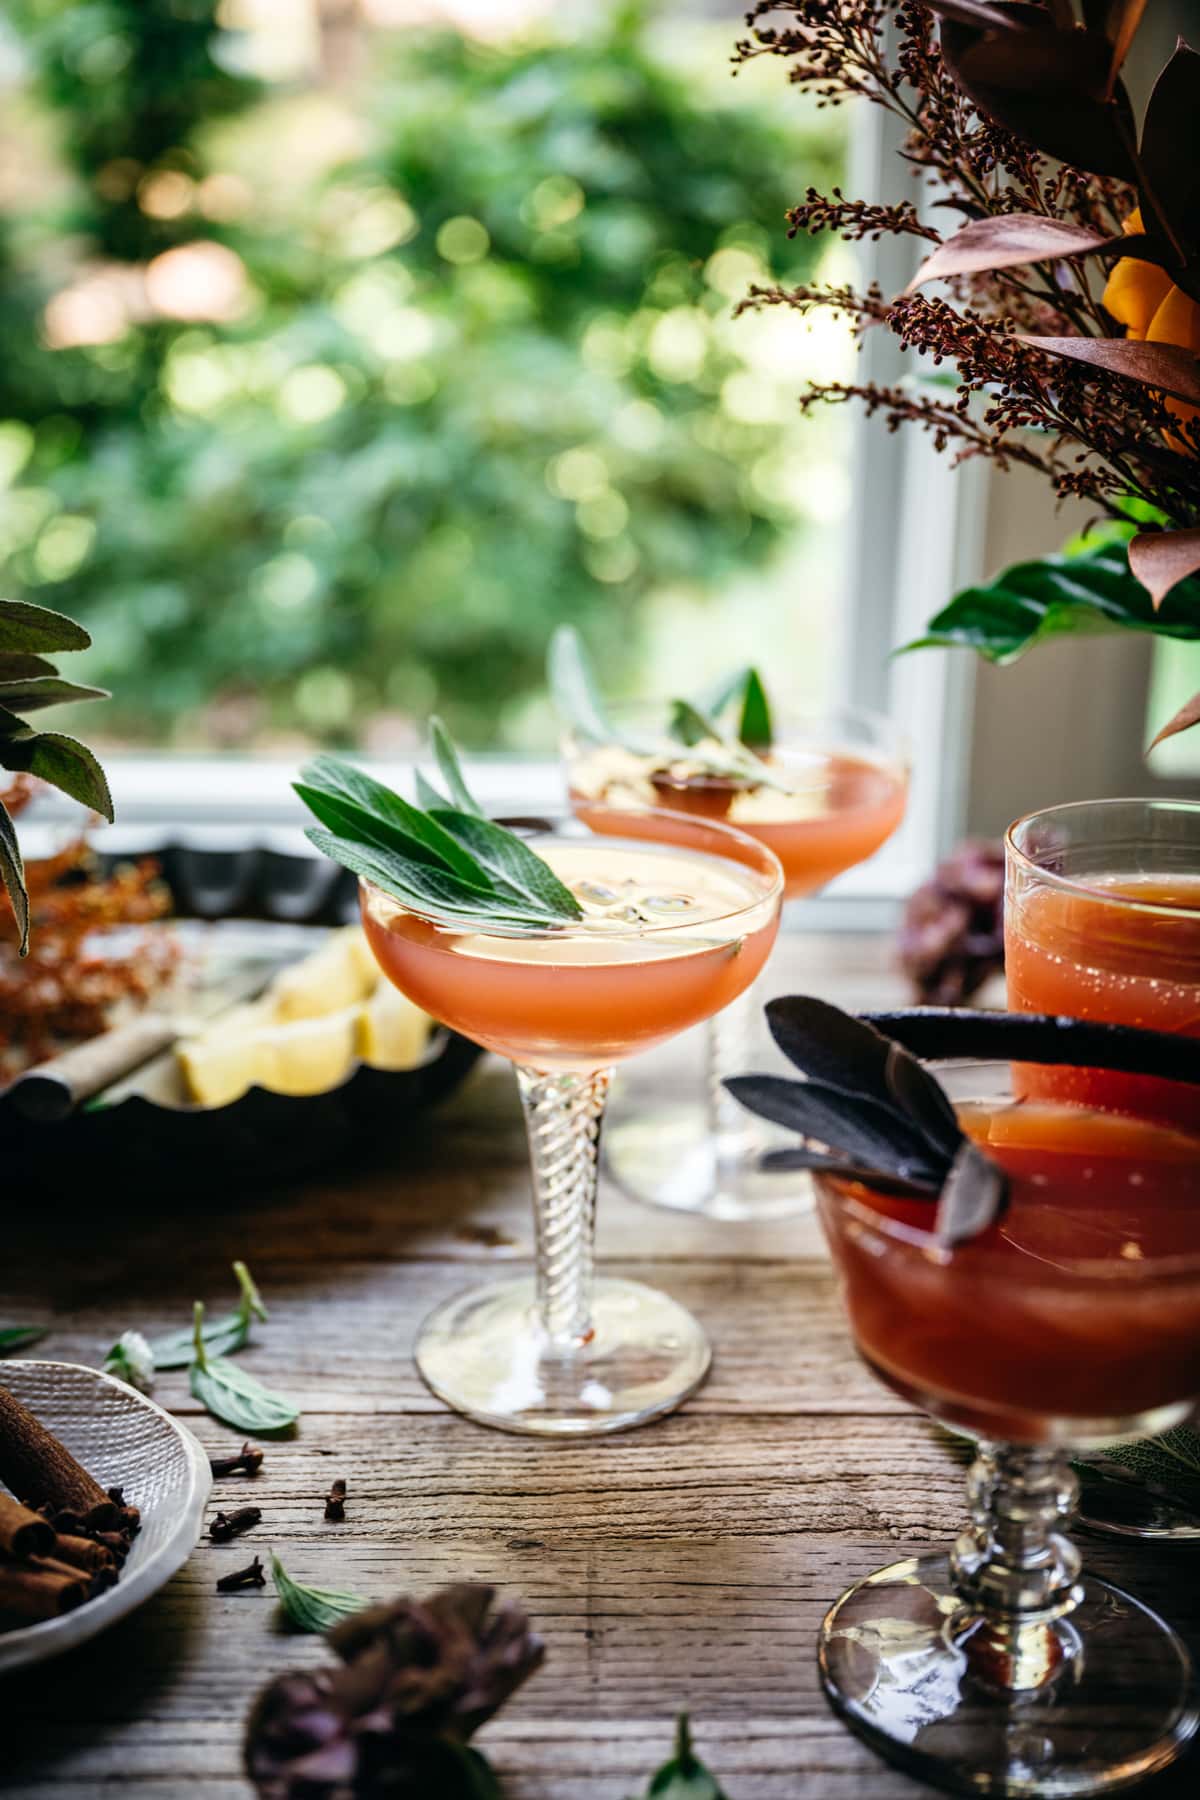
[189, 1303, 299, 1434]
[0, 1325, 48, 1355]
[634, 1714, 728, 1800]
[270, 1552, 366, 1633]
[150, 1259, 266, 1368]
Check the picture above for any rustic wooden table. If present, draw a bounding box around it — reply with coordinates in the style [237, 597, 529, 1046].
[1, 934, 1197, 1799]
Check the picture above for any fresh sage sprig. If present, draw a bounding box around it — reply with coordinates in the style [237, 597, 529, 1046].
[149, 1259, 267, 1369]
[548, 625, 781, 786]
[270, 1551, 366, 1633]
[632, 1714, 728, 1800]
[0, 1325, 48, 1355]
[295, 721, 583, 937]
[189, 1302, 299, 1433]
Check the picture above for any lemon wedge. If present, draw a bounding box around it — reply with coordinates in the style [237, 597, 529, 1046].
[178, 1002, 274, 1108]
[270, 925, 376, 1021]
[358, 981, 431, 1071]
[179, 1004, 362, 1106]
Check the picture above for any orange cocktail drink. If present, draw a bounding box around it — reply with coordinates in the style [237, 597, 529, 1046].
[563, 707, 907, 1220]
[1006, 800, 1200, 1130]
[361, 806, 782, 1436]
[818, 1095, 1200, 1442]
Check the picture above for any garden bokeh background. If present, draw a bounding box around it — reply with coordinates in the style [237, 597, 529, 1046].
[0, 0, 852, 753]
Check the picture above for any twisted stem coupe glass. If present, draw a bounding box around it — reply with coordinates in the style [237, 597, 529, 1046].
[360, 806, 782, 1434]
[564, 704, 907, 1220]
[812, 1060, 1200, 1797]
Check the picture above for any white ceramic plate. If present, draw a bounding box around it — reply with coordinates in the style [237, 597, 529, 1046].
[0, 1360, 212, 1672]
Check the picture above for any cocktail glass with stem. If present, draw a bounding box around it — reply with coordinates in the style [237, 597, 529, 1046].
[360, 805, 782, 1435]
[564, 703, 908, 1220]
[810, 1058, 1200, 1798]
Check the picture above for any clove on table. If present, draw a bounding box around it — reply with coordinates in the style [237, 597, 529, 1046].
[323, 1479, 347, 1524]
[209, 1442, 264, 1479]
[216, 1555, 266, 1593]
[208, 1506, 262, 1544]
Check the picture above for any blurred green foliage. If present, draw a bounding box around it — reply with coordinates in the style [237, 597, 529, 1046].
[0, 1, 841, 747]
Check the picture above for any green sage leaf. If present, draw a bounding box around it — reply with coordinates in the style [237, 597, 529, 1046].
[0, 676, 108, 713]
[0, 797, 29, 956]
[270, 1551, 365, 1634]
[429, 716, 485, 817]
[304, 827, 555, 933]
[151, 1260, 265, 1367]
[297, 756, 484, 883]
[0, 598, 90, 655]
[416, 768, 450, 811]
[0, 712, 114, 820]
[634, 1715, 727, 1800]
[189, 1303, 299, 1432]
[548, 623, 621, 745]
[0, 1325, 48, 1355]
[667, 699, 723, 749]
[428, 808, 581, 920]
[1095, 1425, 1200, 1503]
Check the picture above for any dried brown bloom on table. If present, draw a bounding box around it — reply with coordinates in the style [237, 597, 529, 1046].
[899, 839, 1005, 1006]
[0, 778, 176, 1078]
[245, 1582, 544, 1798]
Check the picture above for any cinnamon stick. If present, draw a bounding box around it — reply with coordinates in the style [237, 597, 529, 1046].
[50, 1534, 116, 1575]
[0, 1560, 88, 1620]
[0, 1385, 118, 1529]
[0, 1494, 55, 1560]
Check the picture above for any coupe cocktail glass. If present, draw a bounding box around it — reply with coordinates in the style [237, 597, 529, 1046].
[813, 1062, 1200, 1797]
[1006, 798, 1200, 1132]
[360, 807, 782, 1434]
[564, 705, 907, 1219]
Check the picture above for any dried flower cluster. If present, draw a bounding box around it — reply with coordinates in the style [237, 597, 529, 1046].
[898, 838, 1005, 1005]
[0, 777, 175, 1076]
[734, 2, 1200, 645]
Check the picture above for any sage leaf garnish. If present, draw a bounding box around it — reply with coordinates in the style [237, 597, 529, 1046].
[189, 1303, 299, 1433]
[104, 1329, 155, 1393]
[151, 1259, 267, 1369]
[270, 1551, 366, 1634]
[0, 1325, 48, 1355]
[633, 1713, 727, 1800]
[295, 722, 584, 936]
[726, 996, 1011, 1236]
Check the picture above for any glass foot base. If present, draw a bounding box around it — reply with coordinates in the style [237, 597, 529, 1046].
[415, 1275, 711, 1435]
[603, 1098, 813, 1222]
[819, 1553, 1198, 1797]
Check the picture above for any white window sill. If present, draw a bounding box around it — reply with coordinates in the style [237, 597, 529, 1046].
[22, 751, 918, 930]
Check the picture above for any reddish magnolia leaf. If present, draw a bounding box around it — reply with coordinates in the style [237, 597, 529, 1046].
[907, 215, 1116, 291]
[1020, 336, 1200, 407]
[940, 18, 1138, 180]
[1138, 44, 1200, 299]
[1129, 528, 1200, 611]
[1149, 691, 1200, 752]
[1081, 1, 1150, 94]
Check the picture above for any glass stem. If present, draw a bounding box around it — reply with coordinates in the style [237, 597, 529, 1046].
[517, 1064, 612, 1351]
[950, 1440, 1084, 1692]
[704, 987, 757, 1165]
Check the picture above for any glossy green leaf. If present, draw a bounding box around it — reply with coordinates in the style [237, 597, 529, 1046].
[0, 598, 90, 655]
[737, 669, 772, 749]
[0, 653, 58, 682]
[903, 539, 1200, 665]
[270, 1552, 365, 1634]
[0, 798, 28, 956]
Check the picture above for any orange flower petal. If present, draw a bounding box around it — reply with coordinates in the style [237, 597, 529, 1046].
[1102, 255, 1173, 336]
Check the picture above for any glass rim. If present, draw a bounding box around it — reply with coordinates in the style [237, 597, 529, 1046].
[1006, 796, 1200, 922]
[360, 800, 785, 939]
[564, 696, 910, 766]
[815, 1058, 1200, 1280]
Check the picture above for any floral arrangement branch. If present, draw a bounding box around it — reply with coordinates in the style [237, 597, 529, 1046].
[732, 1, 1200, 741]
